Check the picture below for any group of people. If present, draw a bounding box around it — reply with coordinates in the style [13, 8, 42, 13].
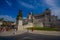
[0, 27, 6, 32]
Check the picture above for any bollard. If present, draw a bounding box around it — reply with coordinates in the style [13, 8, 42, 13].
[32, 27, 34, 32]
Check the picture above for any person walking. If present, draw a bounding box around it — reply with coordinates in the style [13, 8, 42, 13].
[13, 29, 16, 35]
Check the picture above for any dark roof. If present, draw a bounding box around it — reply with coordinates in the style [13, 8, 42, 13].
[34, 8, 51, 17]
[34, 13, 44, 17]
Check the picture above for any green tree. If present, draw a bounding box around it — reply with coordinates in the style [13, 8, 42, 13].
[0, 18, 3, 21]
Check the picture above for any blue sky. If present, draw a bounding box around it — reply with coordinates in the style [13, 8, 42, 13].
[0, 0, 60, 22]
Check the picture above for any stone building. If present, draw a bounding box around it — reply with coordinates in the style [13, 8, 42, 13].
[16, 10, 33, 30]
[16, 10, 23, 30]
[16, 8, 58, 30]
[33, 8, 58, 28]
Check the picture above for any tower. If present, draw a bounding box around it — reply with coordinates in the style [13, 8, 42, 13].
[16, 10, 23, 30]
[27, 12, 33, 27]
[44, 8, 51, 27]
[45, 8, 51, 15]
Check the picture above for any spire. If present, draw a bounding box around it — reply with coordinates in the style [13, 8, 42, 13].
[29, 12, 34, 16]
[16, 10, 23, 20]
[18, 10, 22, 17]
[46, 8, 51, 11]
[45, 8, 51, 15]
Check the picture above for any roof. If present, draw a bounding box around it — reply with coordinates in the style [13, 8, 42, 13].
[33, 8, 51, 17]
[34, 13, 45, 17]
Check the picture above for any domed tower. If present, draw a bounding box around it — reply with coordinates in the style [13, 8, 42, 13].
[27, 12, 34, 27]
[16, 10, 23, 30]
[44, 8, 51, 27]
[45, 8, 51, 16]
[28, 12, 33, 22]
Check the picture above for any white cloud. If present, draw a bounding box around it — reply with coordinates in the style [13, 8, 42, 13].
[51, 8, 60, 19]
[18, 1, 34, 9]
[0, 15, 16, 22]
[45, 0, 60, 19]
[29, 0, 42, 8]
[17, 0, 42, 9]
[5, 0, 12, 6]
[45, 0, 56, 7]
[23, 17, 27, 19]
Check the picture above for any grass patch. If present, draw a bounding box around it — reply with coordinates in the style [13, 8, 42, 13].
[27, 26, 58, 31]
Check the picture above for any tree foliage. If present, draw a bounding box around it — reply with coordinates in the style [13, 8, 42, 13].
[0, 18, 3, 21]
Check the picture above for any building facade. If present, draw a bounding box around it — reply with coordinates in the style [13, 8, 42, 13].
[33, 8, 58, 28]
[16, 8, 59, 30]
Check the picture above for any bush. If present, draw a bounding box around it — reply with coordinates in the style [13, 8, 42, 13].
[27, 26, 58, 31]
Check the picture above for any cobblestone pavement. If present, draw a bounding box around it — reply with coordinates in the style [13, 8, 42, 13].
[0, 30, 27, 36]
[29, 30, 60, 36]
[0, 32, 60, 40]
